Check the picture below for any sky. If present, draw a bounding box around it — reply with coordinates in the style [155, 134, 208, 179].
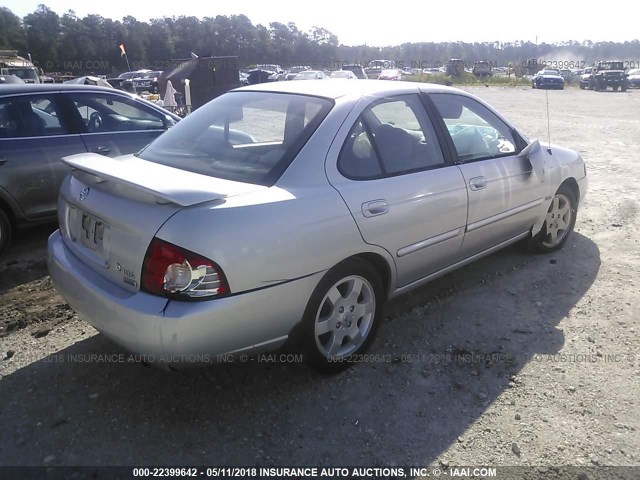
[3, 0, 639, 46]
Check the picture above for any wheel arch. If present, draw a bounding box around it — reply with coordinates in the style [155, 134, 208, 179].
[350, 252, 393, 298]
[0, 195, 17, 232]
[560, 177, 580, 204]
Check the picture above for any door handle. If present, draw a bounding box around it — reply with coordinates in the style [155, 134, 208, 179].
[0, 157, 6, 166]
[469, 176, 488, 190]
[92, 145, 111, 155]
[362, 200, 389, 217]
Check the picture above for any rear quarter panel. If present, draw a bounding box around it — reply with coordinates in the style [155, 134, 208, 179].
[154, 95, 396, 296]
[155, 183, 381, 294]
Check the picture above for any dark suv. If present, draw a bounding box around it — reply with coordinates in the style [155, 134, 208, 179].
[589, 61, 628, 91]
[0, 84, 179, 255]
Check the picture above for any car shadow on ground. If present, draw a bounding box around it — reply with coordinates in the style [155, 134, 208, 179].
[0, 233, 600, 466]
[0, 224, 56, 293]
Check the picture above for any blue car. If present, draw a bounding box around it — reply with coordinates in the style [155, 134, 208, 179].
[532, 69, 565, 90]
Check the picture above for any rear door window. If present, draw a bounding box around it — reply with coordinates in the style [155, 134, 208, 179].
[0, 95, 67, 138]
[338, 94, 445, 179]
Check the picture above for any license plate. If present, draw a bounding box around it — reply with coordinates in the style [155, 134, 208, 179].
[79, 212, 106, 252]
[66, 205, 111, 265]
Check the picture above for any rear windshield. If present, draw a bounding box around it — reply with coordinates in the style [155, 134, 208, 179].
[138, 91, 333, 186]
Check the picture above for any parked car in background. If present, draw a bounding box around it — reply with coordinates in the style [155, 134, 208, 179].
[0, 75, 25, 84]
[472, 61, 492, 77]
[294, 70, 329, 80]
[133, 70, 162, 93]
[366, 60, 397, 79]
[579, 67, 594, 89]
[330, 70, 358, 79]
[588, 61, 628, 91]
[559, 69, 573, 82]
[532, 69, 565, 89]
[0, 84, 180, 255]
[48, 81, 587, 373]
[446, 59, 466, 76]
[256, 64, 283, 74]
[117, 70, 151, 81]
[285, 66, 310, 80]
[341, 65, 367, 79]
[627, 68, 640, 88]
[378, 69, 404, 81]
[256, 64, 284, 81]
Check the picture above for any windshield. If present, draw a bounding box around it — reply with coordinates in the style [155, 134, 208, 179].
[4, 68, 39, 83]
[138, 91, 333, 186]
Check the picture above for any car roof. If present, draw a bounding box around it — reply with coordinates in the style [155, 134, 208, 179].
[236, 79, 463, 100]
[0, 84, 122, 95]
[0, 83, 180, 119]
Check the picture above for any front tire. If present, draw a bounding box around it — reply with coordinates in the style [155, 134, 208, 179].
[301, 258, 384, 373]
[0, 209, 12, 258]
[527, 185, 577, 253]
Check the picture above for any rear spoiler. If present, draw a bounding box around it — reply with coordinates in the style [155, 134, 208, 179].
[62, 153, 261, 207]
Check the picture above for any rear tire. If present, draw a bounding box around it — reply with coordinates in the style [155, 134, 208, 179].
[526, 184, 577, 253]
[0, 209, 12, 258]
[301, 258, 384, 373]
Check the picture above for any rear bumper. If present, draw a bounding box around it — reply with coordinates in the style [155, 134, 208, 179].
[48, 231, 322, 367]
[538, 82, 564, 89]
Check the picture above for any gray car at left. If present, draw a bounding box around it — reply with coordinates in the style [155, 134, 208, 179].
[0, 84, 179, 255]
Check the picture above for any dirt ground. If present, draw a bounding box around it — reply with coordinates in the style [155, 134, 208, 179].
[0, 86, 638, 476]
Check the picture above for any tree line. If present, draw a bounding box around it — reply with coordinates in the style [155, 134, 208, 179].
[1, 4, 639, 75]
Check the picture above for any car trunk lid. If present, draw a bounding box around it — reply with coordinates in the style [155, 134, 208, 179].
[58, 153, 265, 292]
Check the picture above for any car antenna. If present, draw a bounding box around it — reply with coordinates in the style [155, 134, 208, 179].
[545, 89, 553, 154]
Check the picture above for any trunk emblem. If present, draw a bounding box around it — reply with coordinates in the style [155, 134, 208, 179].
[79, 187, 90, 201]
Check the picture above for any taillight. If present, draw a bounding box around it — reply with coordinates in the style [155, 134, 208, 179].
[141, 238, 229, 299]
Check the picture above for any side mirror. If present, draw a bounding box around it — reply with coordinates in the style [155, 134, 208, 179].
[518, 139, 544, 180]
[163, 115, 177, 129]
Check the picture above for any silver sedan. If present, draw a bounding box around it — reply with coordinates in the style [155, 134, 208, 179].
[48, 80, 587, 372]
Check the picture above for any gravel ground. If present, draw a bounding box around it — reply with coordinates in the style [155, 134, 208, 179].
[0, 86, 638, 475]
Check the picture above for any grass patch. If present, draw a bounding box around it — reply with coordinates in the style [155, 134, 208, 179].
[405, 72, 531, 87]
